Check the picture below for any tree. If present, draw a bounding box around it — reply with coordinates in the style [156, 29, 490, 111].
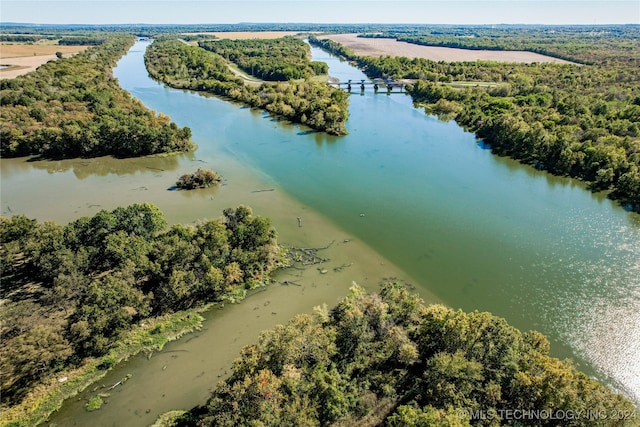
[69, 273, 150, 357]
[188, 284, 636, 426]
[387, 405, 471, 427]
[0, 325, 72, 403]
[176, 168, 221, 189]
[145, 38, 349, 136]
[112, 202, 167, 239]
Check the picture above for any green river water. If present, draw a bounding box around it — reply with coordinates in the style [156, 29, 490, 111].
[1, 40, 638, 425]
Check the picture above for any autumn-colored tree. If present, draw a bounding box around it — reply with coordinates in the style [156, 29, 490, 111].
[184, 284, 635, 426]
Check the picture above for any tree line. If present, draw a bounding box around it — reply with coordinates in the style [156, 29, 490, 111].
[144, 38, 348, 135]
[0, 204, 282, 407]
[0, 34, 194, 159]
[0, 35, 57, 42]
[57, 35, 107, 46]
[169, 284, 636, 426]
[360, 25, 640, 66]
[199, 37, 328, 81]
[309, 33, 640, 212]
[0, 23, 480, 38]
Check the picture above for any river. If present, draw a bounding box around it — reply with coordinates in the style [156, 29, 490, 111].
[3, 40, 638, 425]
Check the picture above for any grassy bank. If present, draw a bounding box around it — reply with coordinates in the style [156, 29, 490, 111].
[0, 306, 212, 427]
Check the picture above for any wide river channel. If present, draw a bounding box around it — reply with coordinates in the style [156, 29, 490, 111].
[2, 40, 638, 425]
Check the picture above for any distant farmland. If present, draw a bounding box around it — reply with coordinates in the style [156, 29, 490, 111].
[320, 34, 575, 64]
[0, 44, 88, 79]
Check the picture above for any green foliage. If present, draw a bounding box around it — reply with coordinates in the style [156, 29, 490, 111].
[184, 284, 635, 426]
[85, 395, 103, 412]
[144, 38, 349, 135]
[387, 405, 471, 427]
[176, 168, 222, 190]
[199, 37, 327, 81]
[151, 410, 189, 427]
[145, 38, 240, 87]
[0, 214, 37, 244]
[69, 273, 151, 357]
[0, 204, 281, 406]
[0, 34, 194, 159]
[0, 34, 55, 42]
[405, 64, 639, 209]
[58, 36, 106, 46]
[0, 325, 73, 404]
[0, 309, 205, 427]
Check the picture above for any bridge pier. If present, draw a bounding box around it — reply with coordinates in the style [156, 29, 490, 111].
[330, 80, 408, 94]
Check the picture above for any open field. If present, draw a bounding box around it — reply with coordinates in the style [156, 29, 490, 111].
[0, 44, 88, 58]
[0, 44, 88, 79]
[0, 55, 59, 79]
[182, 31, 301, 40]
[320, 34, 575, 64]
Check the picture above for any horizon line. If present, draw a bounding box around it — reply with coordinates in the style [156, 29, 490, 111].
[2, 22, 639, 26]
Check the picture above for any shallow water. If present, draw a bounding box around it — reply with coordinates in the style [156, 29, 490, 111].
[3, 40, 638, 425]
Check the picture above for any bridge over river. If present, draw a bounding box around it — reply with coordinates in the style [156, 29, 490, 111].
[328, 78, 413, 93]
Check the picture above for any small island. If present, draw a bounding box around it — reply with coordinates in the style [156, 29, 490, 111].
[145, 37, 349, 136]
[176, 168, 222, 190]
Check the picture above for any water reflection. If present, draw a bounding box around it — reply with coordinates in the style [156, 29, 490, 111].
[1, 153, 190, 180]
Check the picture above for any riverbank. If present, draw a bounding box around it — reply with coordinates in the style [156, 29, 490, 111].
[309, 35, 639, 212]
[37, 136, 432, 426]
[0, 308, 207, 427]
[2, 185, 426, 427]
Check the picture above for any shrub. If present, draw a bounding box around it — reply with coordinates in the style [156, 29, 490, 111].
[176, 168, 222, 190]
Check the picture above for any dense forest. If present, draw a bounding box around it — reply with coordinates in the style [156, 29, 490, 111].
[166, 284, 636, 426]
[309, 31, 640, 211]
[0, 34, 194, 158]
[199, 37, 328, 81]
[145, 38, 349, 135]
[57, 35, 107, 46]
[0, 204, 282, 418]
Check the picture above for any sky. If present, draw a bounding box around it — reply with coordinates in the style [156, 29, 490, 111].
[1, 0, 639, 25]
